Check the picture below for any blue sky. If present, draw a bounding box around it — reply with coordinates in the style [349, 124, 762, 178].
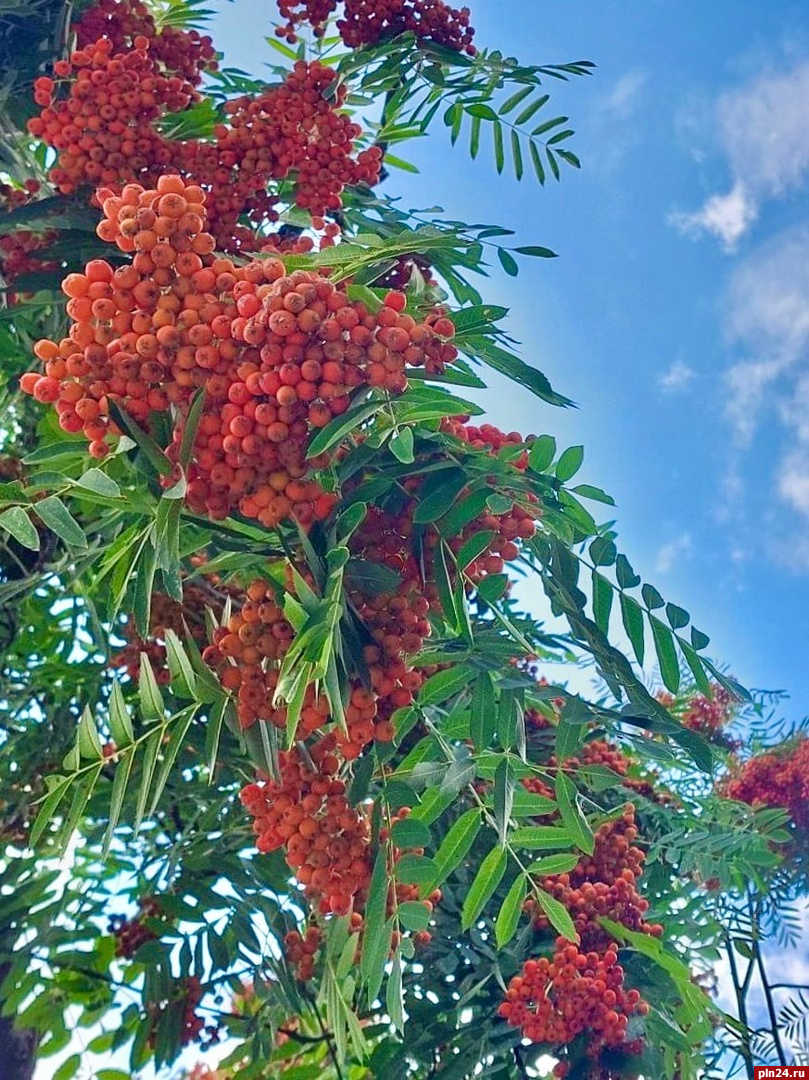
[210, 0, 809, 725]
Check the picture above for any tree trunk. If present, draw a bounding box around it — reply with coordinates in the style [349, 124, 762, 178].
[0, 964, 37, 1080]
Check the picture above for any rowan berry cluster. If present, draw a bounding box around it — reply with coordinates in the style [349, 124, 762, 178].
[283, 926, 324, 980]
[658, 684, 735, 738]
[111, 579, 225, 683]
[74, 0, 218, 85]
[498, 944, 647, 1062]
[501, 807, 657, 1071]
[109, 896, 164, 958]
[0, 182, 59, 302]
[240, 734, 373, 916]
[723, 736, 809, 830]
[529, 808, 661, 949]
[29, 40, 198, 195]
[275, 0, 476, 55]
[209, 61, 383, 230]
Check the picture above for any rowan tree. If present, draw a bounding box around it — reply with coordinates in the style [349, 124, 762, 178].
[1, 2, 808, 1080]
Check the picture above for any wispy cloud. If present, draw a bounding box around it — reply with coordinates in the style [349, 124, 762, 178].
[659, 358, 696, 392]
[655, 533, 693, 574]
[671, 60, 809, 248]
[722, 225, 809, 565]
[586, 70, 646, 173]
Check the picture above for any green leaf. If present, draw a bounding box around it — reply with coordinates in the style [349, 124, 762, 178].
[620, 593, 645, 666]
[554, 772, 594, 854]
[147, 706, 196, 816]
[470, 671, 496, 752]
[398, 901, 431, 932]
[514, 245, 557, 258]
[461, 845, 507, 929]
[389, 426, 414, 464]
[413, 468, 468, 524]
[419, 664, 474, 707]
[30, 776, 73, 847]
[456, 529, 496, 571]
[495, 874, 527, 948]
[103, 749, 135, 856]
[386, 951, 404, 1033]
[426, 808, 481, 893]
[493, 758, 515, 845]
[499, 85, 533, 115]
[691, 627, 710, 651]
[530, 139, 547, 184]
[651, 616, 680, 693]
[666, 602, 690, 630]
[106, 400, 174, 477]
[78, 705, 104, 759]
[498, 248, 519, 277]
[615, 553, 641, 588]
[179, 387, 207, 468]
[642, 583, 665, 610]
[108, 680, 134, 747]
[307, 396, 384, 458]
[75, 468, 121, 498]
[360, 848, 393, 1001]
[163, 629, 198, 699]
[534, 887, 578, 941]
[589, 536, 617, 566]
[510, 130, 524, 180]
[572, 483, 615, 505]
[391, 817, 432, 849]
[555, 445, 584, 482]
[492, 119, 505, 173]
[0, 506, 39, 550]
[592, 570, 613, 634]
[511, 825, 573, 850]
[515, 95, 549, 125]
[528, 434, 556, 473]
[466, 103, 498, 121]
[528, 853, 580, 876]
[53, 1055, 81, 1080]
[34, 496, 87, 547]
[138, 653, 165, 722]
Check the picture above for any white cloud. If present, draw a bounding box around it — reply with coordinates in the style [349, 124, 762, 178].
[603, 70, 646, 117]
[672, 59, 809, 247]
[721, 225, 809, 565]
[655, 533, 693, 574]
[724, 224, 809, 445]
[658, 358, 696, 392]
[586, 70, 646, 173]
[669, 182, 757, 251]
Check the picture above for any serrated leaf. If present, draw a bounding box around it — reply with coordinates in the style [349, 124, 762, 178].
[620, 593, 645, 666]
[34, 496, 87, 547]
[163, 628, 198, 699]
[651, 616, 680, 693]
[419, 664, 474, 707]
[470, 671, 496, 752]
[426, 808, 481, 894]
[0, 506, 39, 550]
[535, 886, 578, 941]
[108, 680, 134, 747]
[461, 845, 507, 929]
[138, 653, 165, 722]
[592, 570, 613, 634]
[495, 874, 527, 948]
[554, 772, 594, 854]
[78, 705, 104, 759]
[528, 853, 580, 876]
[493, 758, 515, 845]
[511, 825, 572, 850]
[75, 468, 121, 498]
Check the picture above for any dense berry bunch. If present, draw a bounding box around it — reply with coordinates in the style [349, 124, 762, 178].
[276, 0, 476, 55]
[240, 734, 372, 915]
[498, 943, 648, 1060]
[0, 182, 59, 302]
[109, 896, 164, 958]
[208, 60, 382, 229]
[111, 579, 228, 683]
[658, 684, 735, 737]
[723, 736, 809, 830]
[28, 40, 198, 194]
[74, 0, 218, 85]
[529, 808, 661, 949]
